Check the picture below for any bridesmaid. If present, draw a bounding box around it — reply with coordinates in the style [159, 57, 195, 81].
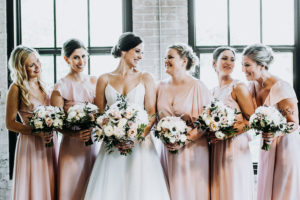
[210, 46, 255, 200]
[242, 44, 300, 200]
[51, 39, 99, 200]
[6, 45, 58, 200]
[157, 43, 211, 200]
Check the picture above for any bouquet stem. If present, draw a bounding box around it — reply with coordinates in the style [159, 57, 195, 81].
[45, 139, 54, 148]
[262, 140, 271, 151]
[85, 137, 93, 146]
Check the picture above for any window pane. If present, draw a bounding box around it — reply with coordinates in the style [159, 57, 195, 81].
[269, 52, 293, 85]
[199, 53, 247, 90]
[230, 0, 260, 45]
[262, 0, 294, 45]
[90, 1, 122, 46]
[40, 55, 54, 86]
[56, 0, 88, 47]
[90, 55, 119, 77]
[21, 0, 54, 47]
[199, 53, 218, 90]
[55, 56, 88, 82]
[195, 0, 227, 46]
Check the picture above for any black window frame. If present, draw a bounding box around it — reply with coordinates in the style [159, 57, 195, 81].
[188, 0, 300, 175]
[7, 0, 133, 179]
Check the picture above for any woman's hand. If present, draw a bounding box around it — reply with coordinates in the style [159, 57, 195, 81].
[262, 132, 274, 145]
[72, 128, 93, 142]
[117, 140, 136, 154]
[36, 131, 53, 144]
[208, 133, 223, 144]
[165, 142, 184, 152]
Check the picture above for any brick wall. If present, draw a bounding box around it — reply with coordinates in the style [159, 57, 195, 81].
[133, 0, 188, 80]
[0, 0, 189, 198]
[0, 0, 11, 199]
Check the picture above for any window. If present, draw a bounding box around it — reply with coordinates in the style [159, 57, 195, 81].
[17, 0, 132, 85]
[8, 0, 132, 179]
[188, 0, 299, 174]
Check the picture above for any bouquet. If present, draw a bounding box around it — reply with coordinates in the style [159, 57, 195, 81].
[194, 99, 238, 139]
[29, 105, 65, 147]
[249, 106, 293, 150]
[154, 116, 188, 154]
[65, 102, 99, 146]
[94, 95, 149, 156]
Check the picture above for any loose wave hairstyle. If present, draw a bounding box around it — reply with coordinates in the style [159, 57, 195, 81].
[8, 45, 47, 107]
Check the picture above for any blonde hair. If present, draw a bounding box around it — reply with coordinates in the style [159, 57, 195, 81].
[8, 45, 47, 107]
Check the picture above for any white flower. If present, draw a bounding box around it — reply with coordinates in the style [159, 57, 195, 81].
[78, 112, 86, 118]
[180, 134, 187, 142]
[114, 127, 125, 139]
[104, 125, 114, 137]
[53, 118, 63, 129]
[45, 117, 53, 127]
[34, 120, 44, 129]
[118, 118, 127, 129]
[169, 137, 176, 144]
[215, 131, 226, 139]
[67, 111, 77, 120]
[86, 103, 98, 112]
[128, 128, 137, 138]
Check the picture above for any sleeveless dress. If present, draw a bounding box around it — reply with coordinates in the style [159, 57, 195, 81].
[211, 80, 254, 200]
[84, 82, 170, 200]
[251, 79, 300, 200]
[157, 80, 211, 200]
[12, 93, 58, 200]
[53, 76, 100, 200]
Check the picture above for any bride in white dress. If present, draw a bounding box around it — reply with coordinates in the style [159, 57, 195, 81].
[84, 32, 170, 200]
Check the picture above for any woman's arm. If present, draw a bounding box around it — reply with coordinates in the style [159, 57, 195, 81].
[142, 72, 157, 137]
[278, 98, 299, 133]
[95, 74, 108, 113]
[6, 84, 32, 135]
[232, 82, 256, 134]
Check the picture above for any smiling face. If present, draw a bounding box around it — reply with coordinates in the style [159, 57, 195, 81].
[122, 43, 143, 68]
[164, 48, 187, 75]
[24, 53, 41, 79]
[242, 55, 264, 81]
[213, 50, 235, 76]
[65, 48, 88, 73]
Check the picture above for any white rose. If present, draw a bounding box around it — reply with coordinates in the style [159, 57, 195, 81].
[67, 111, 77, 120]
[114, 127, 125, 139]
[78, 112, 86, 118]
[180, 134, 187, 142]
[118, 118, 127, 129]
[53, 118, 63, 128]
[169, 137, 176, 144]
[37, 109, 46, 118]
[215, 131, 226, 139]
[104, 125, 114, 137]
[34, 120, 44, 129]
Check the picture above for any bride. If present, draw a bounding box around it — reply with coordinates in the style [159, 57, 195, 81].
[84, 32, 170, 200]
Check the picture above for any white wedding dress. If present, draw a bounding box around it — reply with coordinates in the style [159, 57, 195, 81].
[84, 83, 170, 200]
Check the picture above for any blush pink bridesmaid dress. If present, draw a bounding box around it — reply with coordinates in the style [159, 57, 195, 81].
[211, 80, 254, 200]
[252, 79, 300, 200]
[53, 76, 99, 200]
[157, 79, 211, 200]
[12, 95, 58, 200]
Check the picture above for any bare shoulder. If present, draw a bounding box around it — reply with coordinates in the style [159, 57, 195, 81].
[141, 72, 155, 82]
[233, 82, 249, 94]
[8, 83, 20, 95]
[89, 75, 98, 85]
[97, 73, 110, 85]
